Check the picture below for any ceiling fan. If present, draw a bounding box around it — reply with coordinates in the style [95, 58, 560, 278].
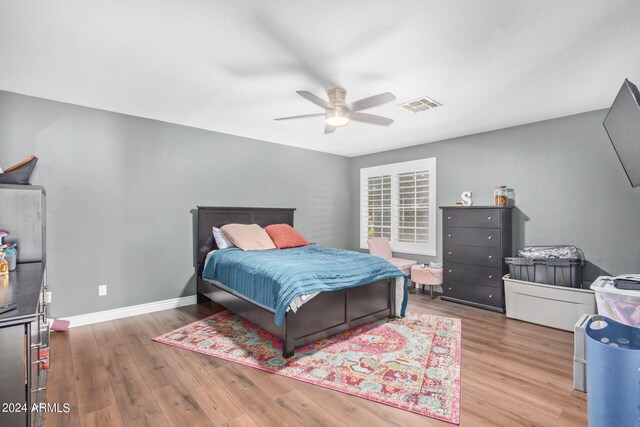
[275, 88, 396, 134]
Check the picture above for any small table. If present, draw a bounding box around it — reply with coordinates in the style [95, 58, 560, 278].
[410, 265, 443, 299]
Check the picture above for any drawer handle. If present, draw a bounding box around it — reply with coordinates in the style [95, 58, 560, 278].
[487, 216, 492, 220]
[488, 236, 492, 240]
[488, 275, 493, 279]
[448, 251, 453, 255]
[448, 269, 453, 273]
[447, 233, 452, 237]
[448, 287, 452, 291]
[488, 255, 493, 260]
[447, 216, 451, 220]
[489, 294, 493, 298]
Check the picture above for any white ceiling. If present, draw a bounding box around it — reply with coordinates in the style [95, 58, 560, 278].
[2, 1, 640, 157]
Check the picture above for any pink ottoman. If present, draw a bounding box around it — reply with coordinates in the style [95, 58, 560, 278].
[410, 265, 443, 299]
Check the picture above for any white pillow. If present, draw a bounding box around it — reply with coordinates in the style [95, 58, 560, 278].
[212, 227, 236, 249]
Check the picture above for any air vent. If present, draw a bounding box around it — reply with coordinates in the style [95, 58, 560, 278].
[398, 96, 442, 113]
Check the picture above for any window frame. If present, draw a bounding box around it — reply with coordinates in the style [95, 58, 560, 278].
[359, 158, 437, 256]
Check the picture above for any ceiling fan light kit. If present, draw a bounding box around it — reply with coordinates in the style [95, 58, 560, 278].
[326, 109, 349, 127]
[275, 87, 396, 133]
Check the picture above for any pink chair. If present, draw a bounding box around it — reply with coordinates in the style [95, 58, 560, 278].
[367, 237, 418, 291]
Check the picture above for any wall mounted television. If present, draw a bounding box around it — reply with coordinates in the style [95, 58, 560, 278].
[603, 79, 640, 188]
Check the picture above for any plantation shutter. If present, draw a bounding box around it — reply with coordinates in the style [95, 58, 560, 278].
[360, 158, 436, 255]
[397, 170, 430, 244]
[362, 174, 392, 240]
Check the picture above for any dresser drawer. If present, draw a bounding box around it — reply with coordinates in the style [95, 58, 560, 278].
[443, 209, 501, 228]
[444, 263, 502, 287]
[444, 244, 503, 268]
[443, 280, 503, 308]
[443, 227, 501, 248]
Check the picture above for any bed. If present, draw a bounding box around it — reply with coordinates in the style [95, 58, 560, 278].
[195, 206, 407, 357]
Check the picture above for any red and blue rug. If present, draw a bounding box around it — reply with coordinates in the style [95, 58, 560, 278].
[154, 311, 461, 424]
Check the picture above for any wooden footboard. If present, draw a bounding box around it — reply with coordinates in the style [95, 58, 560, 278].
[197, 277, 396, 357]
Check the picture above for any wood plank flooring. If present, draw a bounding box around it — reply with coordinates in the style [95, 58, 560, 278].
[44, 293, 588, 426]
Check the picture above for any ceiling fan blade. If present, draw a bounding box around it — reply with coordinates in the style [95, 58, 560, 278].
[297, 91, 332, 109]
[324, 124, 337, 134]
[333, 18, 400, 62]
[349, 112, 394, 126]
[256, 14, 338, 90]
[274, 113, 325, 121]
[348, 92, 396, 111]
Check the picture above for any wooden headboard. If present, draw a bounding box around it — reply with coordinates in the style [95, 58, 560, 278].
[196, 206, 295, 268]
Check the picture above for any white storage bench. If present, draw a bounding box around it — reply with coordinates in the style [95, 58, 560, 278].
[503, 275, 596, 331]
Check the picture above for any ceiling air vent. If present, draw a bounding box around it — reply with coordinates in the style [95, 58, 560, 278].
[398, 96, 442, 113]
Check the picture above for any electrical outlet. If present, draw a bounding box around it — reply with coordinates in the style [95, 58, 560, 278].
[45, 291, 52, 304]
[98, 285, 107, 296]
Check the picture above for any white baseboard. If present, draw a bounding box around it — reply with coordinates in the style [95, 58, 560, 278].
[61, 295, 198, 328]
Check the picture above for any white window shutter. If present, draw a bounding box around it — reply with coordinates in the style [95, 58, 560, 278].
[360, 158, 436, 256]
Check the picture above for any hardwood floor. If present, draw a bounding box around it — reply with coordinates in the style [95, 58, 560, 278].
[44, 292, 588, 426]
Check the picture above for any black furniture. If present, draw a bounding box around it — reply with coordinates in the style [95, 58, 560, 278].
[0, 264, 49, 427]
[0, 185, 48, 427]
[196, 206, 397, 358]
[440, 206, 512, 312]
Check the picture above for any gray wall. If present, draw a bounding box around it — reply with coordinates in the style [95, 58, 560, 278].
[0, 91, 351, 318]
[349, 110, 640, 282]
[3, 89, 638, 318]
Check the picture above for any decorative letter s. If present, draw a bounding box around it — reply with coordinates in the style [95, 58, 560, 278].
[461, 191, 472, 206]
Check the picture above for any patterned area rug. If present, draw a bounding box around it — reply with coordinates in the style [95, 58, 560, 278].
[154, 311, 461, 424]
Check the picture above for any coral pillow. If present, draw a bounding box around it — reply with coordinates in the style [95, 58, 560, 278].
[264, 224, 309, 249]
[220, 224, 276, 251]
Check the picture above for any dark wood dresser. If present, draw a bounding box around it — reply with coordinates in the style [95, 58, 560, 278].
[440, 206, 512, 312]
[0, 263, 49, 427]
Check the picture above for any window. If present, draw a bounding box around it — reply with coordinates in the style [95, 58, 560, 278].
[360, 158, 436, 255]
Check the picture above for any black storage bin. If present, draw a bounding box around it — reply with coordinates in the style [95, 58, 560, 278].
[505, 257, 584, 288]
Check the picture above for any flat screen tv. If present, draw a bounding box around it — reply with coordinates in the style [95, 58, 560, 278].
[603, 79, 640, 188]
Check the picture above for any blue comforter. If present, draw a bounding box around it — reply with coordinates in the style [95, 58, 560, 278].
[202, 245, 408, 325]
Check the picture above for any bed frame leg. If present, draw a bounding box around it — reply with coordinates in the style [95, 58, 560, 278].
[197, 292, 211, 304]
[283, 315, 295, 358]
[389, 279, 397, 318]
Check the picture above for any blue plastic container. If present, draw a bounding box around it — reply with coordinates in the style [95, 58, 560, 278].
[585, 315, 640, 427]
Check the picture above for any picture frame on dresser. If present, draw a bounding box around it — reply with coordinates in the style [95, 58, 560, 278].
[440, 206, 513, 313]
